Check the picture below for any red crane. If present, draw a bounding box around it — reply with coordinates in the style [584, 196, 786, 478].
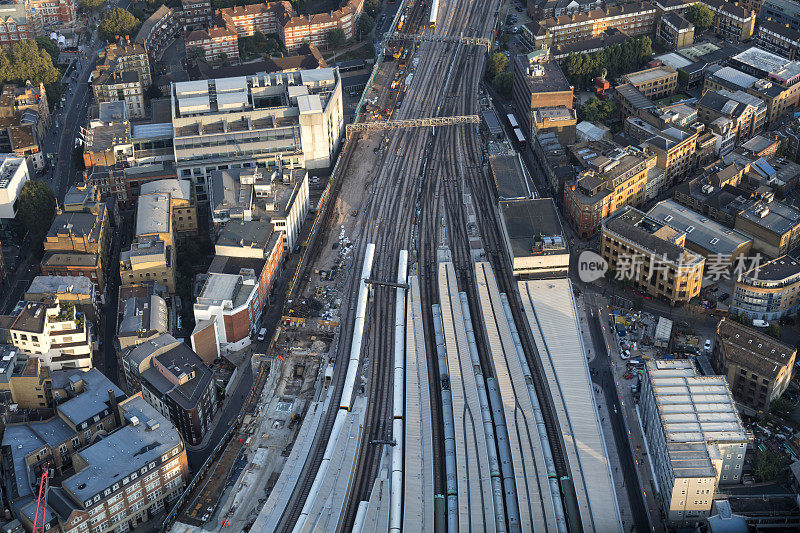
[32, 470, 49, 533]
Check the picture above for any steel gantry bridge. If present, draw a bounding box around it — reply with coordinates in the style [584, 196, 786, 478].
[391, 32, 492, 48]
[346, 115, 480, 134]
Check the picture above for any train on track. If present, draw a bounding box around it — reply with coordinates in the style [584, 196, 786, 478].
[429, 0, 438, 28]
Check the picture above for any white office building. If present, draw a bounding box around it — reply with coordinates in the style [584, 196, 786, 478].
[640, 360, 749, 528]
[170, 68, 343, 202]
[0, 155, 29, 220]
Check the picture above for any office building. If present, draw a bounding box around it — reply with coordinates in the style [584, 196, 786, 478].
[0, 346, 51, 409]
[564, 141, 657, 238]
[0, 154, 28, 221]
[621, 65, 678, 100]
[498, 198, 569, 277]
[209, 167, 309, 251]
[657, 12, 694, 50]
[521, 3, 656, 50]
[1, 298, 93, 371]
[120, 190, 178, 293]
[646, 199, 752, 262]
[117, 285, 169, 356]
[92, 40, 152, 119]
[734, 199, 800, 257]
[624, 116, 698, 184]
[170, 69, 343, 202]
[640, 359, 749, 527]
[713, 318, 795, 412]
[601, 207, 705, 304]
[25, 275, 98, 322]
[696, 89, 764, 145]
[125, 334, 217, 445]
[731, 254, 800, 320]
[42, 188, 110, 295]
[512, 48, 573, 139]
[138, 179, 198, 240]
[192, 220, 283, 360]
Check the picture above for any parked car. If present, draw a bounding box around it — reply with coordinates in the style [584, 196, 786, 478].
[753, 319, 769, 328]
[719, 292, 730, 302]
[257, 327, 267, 341]
[704, 339, 712, 352]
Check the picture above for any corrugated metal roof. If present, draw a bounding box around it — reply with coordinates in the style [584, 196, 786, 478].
[519, 278, 621, 532]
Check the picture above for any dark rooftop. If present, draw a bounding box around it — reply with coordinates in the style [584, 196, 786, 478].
[489, 155, 533, 200]
[141, 341, 213, 411]
[499, 198, 567, 258]
[717, 318, 795, 379]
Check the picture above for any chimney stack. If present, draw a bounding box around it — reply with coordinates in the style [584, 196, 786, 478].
[108, 388, 121, 427]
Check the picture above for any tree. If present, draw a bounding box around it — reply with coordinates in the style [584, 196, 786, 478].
[0, 40, 60, 86]
[770, 397, 795, 418]
[327, 28, 346, 49]
[685, 4, 714, 33]
[100, 8, 140, 41]
[358, 13, 375, 38]
[581, 97, 615, 123]
[677, 69, 689, 88]
[78, 0, 104, 10]
[492, 72, 513, 98]
[487, 52, 509, 78]
[35, 37, 59, 64]
[17, 181, 55, 241]
[364, 0, 381, 17]
[187, 46, 206, 63]
[753, 448, 784, 482]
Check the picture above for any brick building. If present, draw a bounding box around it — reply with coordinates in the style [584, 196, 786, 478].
[512, 48, 573, 139]
[522, 3, 656, 50]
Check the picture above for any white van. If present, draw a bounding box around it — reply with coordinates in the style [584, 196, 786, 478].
[752, 319, 769, 328]
[257, 327, 267, 341]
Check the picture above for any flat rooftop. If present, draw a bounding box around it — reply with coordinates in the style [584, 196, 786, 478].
[647, 200, 751, 257]
[499, 198, 566, 258]
[26, 276, 93, 297]
[738, 200, 800, 235]
[624, 66, 676, 86]
[645, 359, 748, 444]
[741, 254, 800, 281]
[489, 155, 533, 200]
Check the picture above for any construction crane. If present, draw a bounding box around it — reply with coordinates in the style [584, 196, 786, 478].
[32, 470, 49, 533]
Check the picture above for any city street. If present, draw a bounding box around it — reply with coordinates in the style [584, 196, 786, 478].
[586, 295, 653, 531]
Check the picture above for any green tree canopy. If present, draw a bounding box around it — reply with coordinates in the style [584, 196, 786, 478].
[17, 181, 56, 240]
[78, 0, 104, 10]
[685, 4, 714, 33]
[327, 28, 346, 49]
[492, 72, 513, 98]
[770, 397, 794, 417]
[753, 448, 784, 482]
[100, 8, 140, 41]
[364, 0, 381, 17]
[0, 40, 60, 86]
[581, 97, 615, 123]
[35, 37, 59, 64]
[358, 13, 375, 38]
[487, 52, 509, 78]
[563, 36, 653, 89]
